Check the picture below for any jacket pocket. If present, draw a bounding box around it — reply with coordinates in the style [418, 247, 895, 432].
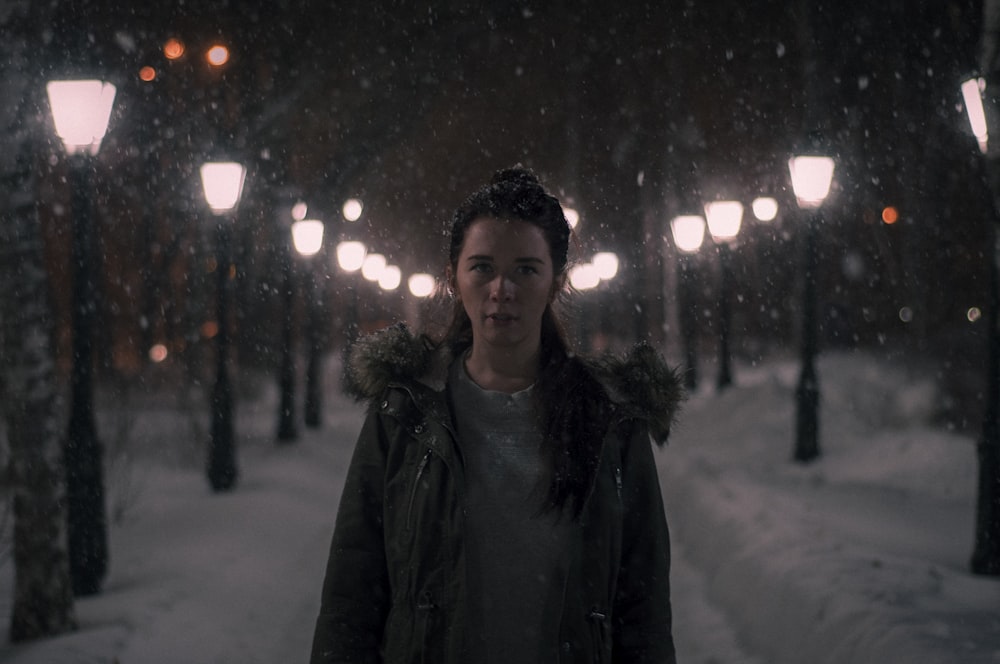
[407, 448, 433, 532]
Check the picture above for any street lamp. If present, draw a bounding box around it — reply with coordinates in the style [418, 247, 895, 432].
[704, 200, 744, 390]
[293, 219, 325, 429]
[276, 203, 309, 441]
[670, 214, 707, 391]
[962, 74, 1000, 575]
[200, 161, 246, 491]
[337, 240, 366, 344]
[788, 154, 835, 463]
[46, 78, 116, 596]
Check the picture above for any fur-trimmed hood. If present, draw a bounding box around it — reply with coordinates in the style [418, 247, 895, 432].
[343, 323, 684, 445]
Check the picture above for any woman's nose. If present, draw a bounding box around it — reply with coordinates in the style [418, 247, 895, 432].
[490, 276, 513, 301]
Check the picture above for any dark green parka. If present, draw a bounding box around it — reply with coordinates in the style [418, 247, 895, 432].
[311, 324, 682, 664]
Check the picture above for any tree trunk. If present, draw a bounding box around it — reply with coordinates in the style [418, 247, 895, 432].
[0, 0, 78, 641]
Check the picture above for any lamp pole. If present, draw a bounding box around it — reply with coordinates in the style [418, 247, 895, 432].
[293, 219, 325, 429]
[670, 214, 706, 391]
[46, 79, 115, 596]
[200, 161, 246, 491]
[276, 224, 298, 442]
[788, 155, 835, 463]
[336, 240, 367, 340]
[962, 75, 1000, 575]
[704, 201, 744, 390]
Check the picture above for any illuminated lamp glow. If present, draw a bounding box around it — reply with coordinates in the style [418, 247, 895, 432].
[408, 273, 436, 297]
[788, 156, 835, 208]
[379, 265, 401, 291]
[704, 200, 744, 243]
[569, 263, 600, 290]
[46, 80, 117, 155]
[163, 38, 185, 60]
[336, 241, 366, 272]
[199, 162, 246, 213]
[149, 343, 169, 363]
[962, 77, 989, 154]
[206, 44, 230, 66]
[362, 253, 386, 281]
[563, 206, 580, 229]
[291, 219, 324, 257]
[752, 197, 779, 222]
[592, 252, 619, 280]
[670, 215, 706, 254]
[342, 198, 364, 221]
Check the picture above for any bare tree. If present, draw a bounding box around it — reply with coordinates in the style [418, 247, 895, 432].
[0, 0, 77, 641]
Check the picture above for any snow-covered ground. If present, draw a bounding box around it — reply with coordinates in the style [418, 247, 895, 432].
[662, 351, 1000, 664]
[0, 349, 997, 663]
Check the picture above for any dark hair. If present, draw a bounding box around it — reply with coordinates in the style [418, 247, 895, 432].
[439, 166, 608, 518]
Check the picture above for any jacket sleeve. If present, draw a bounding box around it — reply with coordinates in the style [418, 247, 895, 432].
[310, 405, 392, 664]
[612, 420, 677, 664]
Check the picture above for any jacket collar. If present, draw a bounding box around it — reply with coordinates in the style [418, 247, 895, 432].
[344, 322, 684, 445]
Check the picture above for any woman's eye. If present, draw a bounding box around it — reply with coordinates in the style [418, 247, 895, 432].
[517, 265, 539, 275]
[471, 263, 492, 273]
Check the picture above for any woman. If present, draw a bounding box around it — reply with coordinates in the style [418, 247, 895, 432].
[311, 167, 681, 664]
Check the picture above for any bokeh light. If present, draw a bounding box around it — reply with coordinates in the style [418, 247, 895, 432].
[408, 273, 436, 297]
[149, 343, 168, 363]
[163, 38, 185, 60]
[343, 198, 364, 221]
[206, 44, 230, 66]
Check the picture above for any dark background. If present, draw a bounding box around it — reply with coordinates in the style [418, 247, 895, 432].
[27, 0, 995, 429]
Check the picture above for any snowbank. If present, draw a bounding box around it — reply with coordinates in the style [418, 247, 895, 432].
[660, 351, 1000, 664]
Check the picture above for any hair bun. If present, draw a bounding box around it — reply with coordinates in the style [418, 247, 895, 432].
[491, 166, 541, 189]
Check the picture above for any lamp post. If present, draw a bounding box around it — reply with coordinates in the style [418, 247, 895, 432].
[962, 74, 1000, 575]
[671, 214, 707, 391]
[200, 161, 246, 491]
[788, 154, 835, 463]
[46, 79, 116, 596]
[337, 240, 367, 347]
[568, 253, 619, 352]
[704, 201, 744, 390]
[276, 204, 304, 442]
[293, 219, 325, 429]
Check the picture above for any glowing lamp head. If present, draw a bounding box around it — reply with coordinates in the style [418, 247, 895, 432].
[670, 215, 706, 254]
[291, 219, 324, 257]
[408, 273, 436, 298]
[704, 201, 744, 244]
[788, 156, 835, 209]
[336, 241, 367, 272]
[46, 80, 117, 155]
[200, 162, 246, 213]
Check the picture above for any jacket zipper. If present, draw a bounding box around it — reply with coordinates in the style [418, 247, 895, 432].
[614, 464, 623, 502]
[417, 590, 436, 664]
[407, 449, 433, 531]
[587, 608, 608, 664]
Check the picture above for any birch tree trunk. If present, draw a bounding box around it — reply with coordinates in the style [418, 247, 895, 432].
[0, 0, 78, 641]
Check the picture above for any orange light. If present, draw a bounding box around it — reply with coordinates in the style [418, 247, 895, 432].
[139, 66, 156, 82]
[201, 321, 219, 339]
[882, 206, 899, 225]
[163, 38, 185, 60]
[206, 45, 230, 66]
[149, 343, 169, 363]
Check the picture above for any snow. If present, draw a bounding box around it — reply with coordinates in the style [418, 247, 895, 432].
[0, 349, 998, 663]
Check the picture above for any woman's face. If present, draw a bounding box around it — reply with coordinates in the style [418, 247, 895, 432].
[452, 217, 558, 355]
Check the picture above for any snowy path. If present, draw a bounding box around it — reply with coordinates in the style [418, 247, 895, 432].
[0, 376, 755, 663]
